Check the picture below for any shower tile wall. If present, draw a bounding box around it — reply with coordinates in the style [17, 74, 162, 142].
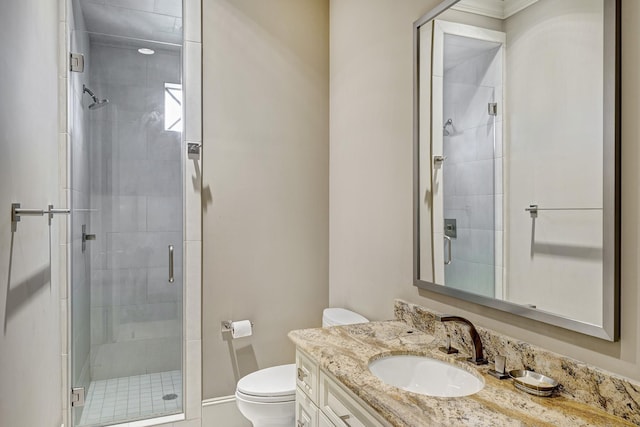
[88, 42, 183, 380]
[443, 45, 502, 298]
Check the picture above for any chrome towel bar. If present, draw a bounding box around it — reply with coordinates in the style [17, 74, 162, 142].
[11, 203, 70, 231]
[525, 204, 602, 218]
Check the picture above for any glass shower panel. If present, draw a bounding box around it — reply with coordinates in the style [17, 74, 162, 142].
[70, 29, 184, 427]
[442, 34, 500, 298]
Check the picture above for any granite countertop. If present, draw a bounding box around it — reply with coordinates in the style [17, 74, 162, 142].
[289, 321, 635, 427]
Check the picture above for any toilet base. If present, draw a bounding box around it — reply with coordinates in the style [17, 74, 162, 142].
[235, 392, 295, 427]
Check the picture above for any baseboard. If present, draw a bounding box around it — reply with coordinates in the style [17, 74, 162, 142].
[202, 396, 251, 427]
[202, 395, 236, 407]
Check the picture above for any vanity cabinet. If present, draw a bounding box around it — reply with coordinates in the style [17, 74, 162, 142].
[295, 350, 390, 427]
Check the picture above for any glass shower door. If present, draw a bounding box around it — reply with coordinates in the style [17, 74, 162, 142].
[441, 33, 502, 299]
[69, 26, 184, 427]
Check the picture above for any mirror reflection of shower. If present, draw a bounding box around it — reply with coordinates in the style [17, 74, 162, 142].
[438, 28, 504, 300]
[443, 118, 455, 136]
[82, 84, 109, 110]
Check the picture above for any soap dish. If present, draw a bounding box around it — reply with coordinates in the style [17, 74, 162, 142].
[508, 370, 559, 397]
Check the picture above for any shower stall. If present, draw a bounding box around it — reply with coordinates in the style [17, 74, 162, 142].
[67, 1, 185, 425]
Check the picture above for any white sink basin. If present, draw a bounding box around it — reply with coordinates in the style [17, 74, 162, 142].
[368, 355, 484, 397]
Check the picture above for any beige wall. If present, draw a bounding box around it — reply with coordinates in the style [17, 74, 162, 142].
[329, 0, 440, 317]
[202, 0, 330, 398]
[330, 0, 640, 382]
[0, 0, 63, 426]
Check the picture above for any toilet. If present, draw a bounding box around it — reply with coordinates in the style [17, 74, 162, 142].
[235, 308, 369, 427]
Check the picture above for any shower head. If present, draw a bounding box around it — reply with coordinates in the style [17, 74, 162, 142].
[89, 98, 109, 110]
[443, 118, 455, 136]
[83, 85, 109, 110]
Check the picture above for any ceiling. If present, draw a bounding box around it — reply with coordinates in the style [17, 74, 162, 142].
[444, 34, 501, 71]
[79, 0, 183, 46]
[452, 0, 539, 20]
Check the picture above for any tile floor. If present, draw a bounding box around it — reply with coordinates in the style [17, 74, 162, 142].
[78, 370, 182, 426]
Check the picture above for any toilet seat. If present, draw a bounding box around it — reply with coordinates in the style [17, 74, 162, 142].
[235, 364, 296, 403]
[235, 390, 295, 404]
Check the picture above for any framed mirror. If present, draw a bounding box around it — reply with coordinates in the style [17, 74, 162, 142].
[413, 0, 620, 340]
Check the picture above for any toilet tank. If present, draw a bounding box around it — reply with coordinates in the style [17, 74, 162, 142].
[322, 308, 369, 327]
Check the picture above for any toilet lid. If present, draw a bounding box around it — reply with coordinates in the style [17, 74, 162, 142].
[323, 308, 369, 326]
[236, 364, 296, 398]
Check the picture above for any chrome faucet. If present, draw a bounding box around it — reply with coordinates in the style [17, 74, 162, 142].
[436, 315, 488, 365]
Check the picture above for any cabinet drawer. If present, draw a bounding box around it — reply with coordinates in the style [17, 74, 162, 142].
[296, 350, 319, 401]
[296, 388, 318, 427]
[319, 372, 386, 427]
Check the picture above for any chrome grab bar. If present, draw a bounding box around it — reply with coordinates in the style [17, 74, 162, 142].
[168, 245, 175, 283]
[444, 235, 452, 265]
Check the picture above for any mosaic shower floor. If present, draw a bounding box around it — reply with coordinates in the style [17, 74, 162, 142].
[78, 370, 182, 426]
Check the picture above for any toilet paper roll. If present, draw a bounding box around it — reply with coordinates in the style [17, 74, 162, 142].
[231, 320, 253, 338]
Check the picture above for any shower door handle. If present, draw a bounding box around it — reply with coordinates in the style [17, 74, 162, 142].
[444, 235, 452, 265]
[168, 245, 175, 283]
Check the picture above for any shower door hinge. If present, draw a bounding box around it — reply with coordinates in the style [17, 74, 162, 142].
[444, 218, 457, 238]
[488, 103, 498, 116]
[70, 53, 85, 73]
[81, 224, 96, 253]
[187, 142, 201, 156]
[71, 387, 85, 407]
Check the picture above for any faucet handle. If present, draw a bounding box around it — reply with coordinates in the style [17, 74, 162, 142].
[488, 354, 509, 379]
[438, 334, 459, 355]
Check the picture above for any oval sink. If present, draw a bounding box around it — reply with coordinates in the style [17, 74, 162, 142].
[368, 355, 484, 397]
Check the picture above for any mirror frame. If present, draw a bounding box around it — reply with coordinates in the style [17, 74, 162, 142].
[413, 0, 621, 341]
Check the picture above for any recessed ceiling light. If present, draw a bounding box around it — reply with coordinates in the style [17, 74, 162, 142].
[138, 48, 155, 55]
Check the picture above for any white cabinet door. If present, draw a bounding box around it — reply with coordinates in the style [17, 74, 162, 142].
[296, 388, 318, 427]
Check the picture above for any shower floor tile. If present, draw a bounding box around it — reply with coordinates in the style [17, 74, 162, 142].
[78, 370, 182, 427]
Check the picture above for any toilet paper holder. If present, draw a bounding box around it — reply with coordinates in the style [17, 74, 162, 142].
[221, 320, 254, 332]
